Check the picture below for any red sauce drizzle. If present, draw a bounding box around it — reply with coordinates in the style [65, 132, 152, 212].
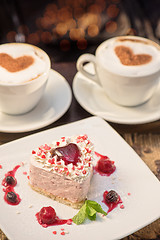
[2, 165, 21, 205]
[94, 152, 116, 176]
[36, 206, 72, 228]
[103, 190, 122, 213]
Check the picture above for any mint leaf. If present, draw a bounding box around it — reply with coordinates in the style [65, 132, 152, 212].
[87, 213, 96, 221]
[86, 205, 97, 216]
[72, 203, 87, 225]
[72, 200, 107, 225]
[86, 205, 96, 221]
[86, 200, 107, 216]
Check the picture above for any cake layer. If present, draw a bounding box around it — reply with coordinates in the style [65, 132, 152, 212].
[29, 164, 93, 208]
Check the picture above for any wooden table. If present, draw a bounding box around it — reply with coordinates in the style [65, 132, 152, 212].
[0, 62, 160, 240]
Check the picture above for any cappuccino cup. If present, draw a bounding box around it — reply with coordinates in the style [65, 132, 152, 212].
[77, 36, 160, 107]
[0, 43, 51, 115]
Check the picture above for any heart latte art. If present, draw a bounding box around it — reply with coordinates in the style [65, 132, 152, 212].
[0, 44, 47, 84]
[0, 53, 34, 72]
[114, 45, 152, 66]
[98, 37, 160, 77]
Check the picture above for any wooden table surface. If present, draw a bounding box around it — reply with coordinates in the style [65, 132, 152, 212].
[0, 61, 160, 240]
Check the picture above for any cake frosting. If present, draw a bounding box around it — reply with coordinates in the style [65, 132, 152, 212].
[29, 134, 94, 208]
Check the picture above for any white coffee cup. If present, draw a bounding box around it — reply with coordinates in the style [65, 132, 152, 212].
[0, 43, 51, 115]
[77, 36, 160, 107]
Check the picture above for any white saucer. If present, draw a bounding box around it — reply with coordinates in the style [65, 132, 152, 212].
[0, 69, 72, 133]
[73, 63, 160, 125]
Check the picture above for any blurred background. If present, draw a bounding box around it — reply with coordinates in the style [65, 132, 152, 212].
[0, 0, 159, 62]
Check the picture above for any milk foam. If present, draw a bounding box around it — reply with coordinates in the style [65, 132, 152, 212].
[97, 38, 160, 76]
[0, 44, 47, 84]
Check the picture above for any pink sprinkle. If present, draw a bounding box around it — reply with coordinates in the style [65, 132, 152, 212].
[78, 166, 84, 170]
[61, 228, 64, 231]
[44, 144, 51, 150]
[61, 231, 65, 236]
[48, 159, 55, 164]
[32, 150, 36, 154]
[85, 148, 91, 153]
[56, 142, 60, 146]
[23, 171, 27, 175]
[128, 192, 131, 196]
[41, 155, 46, 159]
[0, 165, 2, 169]
[27, 176, 30, 180]
[120, 204, 125, 209]
[37, 151, 41, 156]
[53, 231, 57, 235]
[82, 134, 88, 140]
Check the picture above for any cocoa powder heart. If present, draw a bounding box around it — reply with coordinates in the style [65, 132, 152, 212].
[0, 53, 34, 72]
[115, 45, 152, 66]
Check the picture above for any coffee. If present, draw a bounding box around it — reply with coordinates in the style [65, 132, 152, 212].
[0, 43, 47, 84]
[0, 43, 51, 115]
[97, 37, 160, 77]
[77, 36, 160, 106]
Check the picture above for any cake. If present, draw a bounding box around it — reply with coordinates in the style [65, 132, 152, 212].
[29, 134, 94, 208]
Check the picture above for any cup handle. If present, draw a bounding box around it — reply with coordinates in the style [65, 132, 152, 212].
[76, 53, 101, 85]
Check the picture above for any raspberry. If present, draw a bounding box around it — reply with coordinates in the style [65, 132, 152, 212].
[98, 158, 115, 174]
[39, 206, 56, 224]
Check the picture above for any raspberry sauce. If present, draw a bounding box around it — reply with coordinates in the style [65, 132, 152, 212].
[36, 206, 72, 228]
[103, 190, 122, 213]
[2, 165, 21, 205]
[94, 152, 116, 176]
[50, 143, 80, 165]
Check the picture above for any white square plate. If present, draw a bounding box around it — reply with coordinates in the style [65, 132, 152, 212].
[0, 117, 160, 240]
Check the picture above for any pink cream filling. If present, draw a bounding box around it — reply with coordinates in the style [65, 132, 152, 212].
[29, 162, 93, 203]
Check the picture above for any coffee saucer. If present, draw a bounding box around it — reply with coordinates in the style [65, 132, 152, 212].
[0, 69, 72, 133]
[73, 63, 160, 125]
